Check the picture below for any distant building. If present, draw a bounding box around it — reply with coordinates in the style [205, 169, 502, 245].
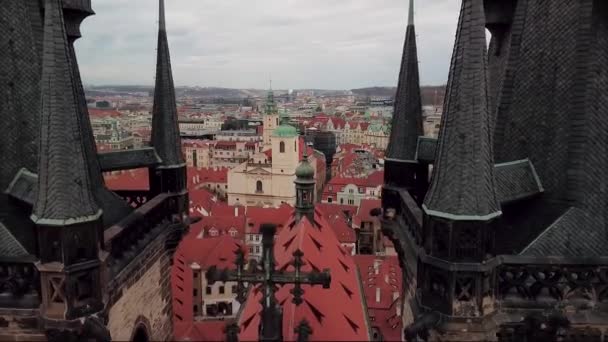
[227, 90, 326, 207]
[322, 170, 383, 206]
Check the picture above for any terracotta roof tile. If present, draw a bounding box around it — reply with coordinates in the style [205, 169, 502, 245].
[189, 188, 217, 215]
[210, 203, 245, 217]
[356, 199, 382, 223]
[190, 215, 246, 240]
[353, 255, 403, 341]
[172, 235, 246, 335]
[103, 168, 149, 191]
[245, 205, 293, 234]
[237, 214, 369, 341]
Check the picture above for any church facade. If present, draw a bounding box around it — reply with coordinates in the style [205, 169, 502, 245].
[227, 93, 326, 207]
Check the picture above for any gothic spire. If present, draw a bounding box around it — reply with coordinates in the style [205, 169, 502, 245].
[408, 0, 414, 26]
[32, 0, 101, 224]
[422, 0, 500, 220]
[151, 0, 184, 167]
[385, 0, 423, 161]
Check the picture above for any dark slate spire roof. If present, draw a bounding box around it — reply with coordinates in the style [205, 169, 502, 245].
[385, 0, 423, 161]
[31, 0, 101, 225]
[422, 0, 500, 221]
[0, 1, 41, 192]
[151, 0, 185, 167]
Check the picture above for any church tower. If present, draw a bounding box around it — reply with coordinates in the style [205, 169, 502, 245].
[420, 0, 500, 321]
[294, 150, 316, 223]
[33, 0, 104, 322]
[262, 88, 280, 148]
[149, 0, 188, 225]
[384, 0, 427, 204]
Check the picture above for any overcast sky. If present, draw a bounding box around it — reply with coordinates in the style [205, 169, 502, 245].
[76, 0, 461, 89]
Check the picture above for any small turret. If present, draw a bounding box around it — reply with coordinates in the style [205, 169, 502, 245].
[294, 149, 315, 223]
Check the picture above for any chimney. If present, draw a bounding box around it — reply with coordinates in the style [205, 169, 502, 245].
[375, 287, 381, 303]
[373, 259, 381, 275]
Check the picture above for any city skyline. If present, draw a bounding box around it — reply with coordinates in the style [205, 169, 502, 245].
[77, 0, 461, 89]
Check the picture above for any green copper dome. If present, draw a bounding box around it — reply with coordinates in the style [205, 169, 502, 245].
[273, 124, 298, 137]
[296, 158, 315, 179]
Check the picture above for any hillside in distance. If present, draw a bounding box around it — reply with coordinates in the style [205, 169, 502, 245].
[85, 85, 445, 106]
[351, 86, 445, 106]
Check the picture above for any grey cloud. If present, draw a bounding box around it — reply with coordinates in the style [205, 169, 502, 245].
[77, 0, 461, 89]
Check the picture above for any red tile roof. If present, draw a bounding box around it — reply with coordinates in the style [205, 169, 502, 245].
[174, 320, 229, 342]
[104, 168, 149, 191]
[215, 141, 237, 148]
[325, 214, 356, 244]
[356, 199, 381, 223]
[244, 204, 293, 234]
[210, 203, 245, 217]
[189, 188, 217, 215]
[190, 215, 246, 240]
[322, 170, 384, 200]
[353, 255, 403, 342]
[182, 139, 213, 148]
[187, 167, 228, 188]
[316, 203, 358, 219]
[237, 213, 369, 341]
[172, 235, 246, 340]
[338, 143, 361, 153]
[329, 117, 346, 129]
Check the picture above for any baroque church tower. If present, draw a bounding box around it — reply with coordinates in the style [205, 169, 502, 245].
[262, 88, 280, 148]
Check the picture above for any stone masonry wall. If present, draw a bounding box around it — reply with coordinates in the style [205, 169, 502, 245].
[107, 229, 173, 341]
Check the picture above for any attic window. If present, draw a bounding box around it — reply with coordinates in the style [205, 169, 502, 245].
[242, 313, 256, 330]
[310, 235, 323, 251]
[343, 314, 360, 333]
[341, 282, 354, 299]
[305, 299, 325, 324]
[338, 259, 350, 272]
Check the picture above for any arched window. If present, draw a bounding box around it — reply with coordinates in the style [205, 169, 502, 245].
[256, 181, 263, 193]
[280, 141, 285, 153]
